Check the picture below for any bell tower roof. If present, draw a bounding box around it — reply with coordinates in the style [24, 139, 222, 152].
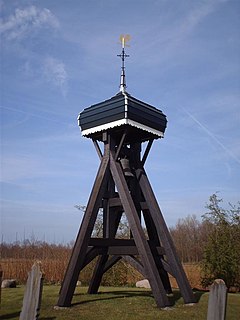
[78, 36, 167, 143]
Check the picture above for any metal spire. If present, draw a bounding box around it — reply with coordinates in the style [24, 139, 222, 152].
[118, 35, 130, 93]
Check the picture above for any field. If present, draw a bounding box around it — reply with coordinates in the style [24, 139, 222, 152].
[1, 285, 240, 320]
[0, 259, 203, 289]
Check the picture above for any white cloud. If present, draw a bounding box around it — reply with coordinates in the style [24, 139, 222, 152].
[0, 5, 59, 41]
[43, 56, 68, 95]
[180, 1, 217, 35]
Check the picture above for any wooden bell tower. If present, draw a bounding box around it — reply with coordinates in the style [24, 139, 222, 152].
[57, 36, 195, 308]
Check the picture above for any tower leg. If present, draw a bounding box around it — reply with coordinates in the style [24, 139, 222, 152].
[57, 156, 109, 307]
[136, 167, 195, 304]
[88, 188, 123, 294]
[110, 152, 171, 308]
[143, 210, 172, 294]
[88, 254, 109, 294]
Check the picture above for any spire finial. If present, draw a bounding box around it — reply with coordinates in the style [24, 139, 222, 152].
[117, 34, 131, 93]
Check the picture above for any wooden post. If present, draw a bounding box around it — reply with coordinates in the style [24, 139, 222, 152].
[0, 267, 2, 305]
[19, 262, 44, 320]
[57, 145, 110, 306]
[207, 279, 227, 320]
[110, 151, 171, 308]
[135, 167, 195, 304]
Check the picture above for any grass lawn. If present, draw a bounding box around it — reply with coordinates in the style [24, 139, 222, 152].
[1, 285, 239, 320]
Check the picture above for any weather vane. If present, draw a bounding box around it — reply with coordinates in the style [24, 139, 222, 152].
[118, 34, 131, 93]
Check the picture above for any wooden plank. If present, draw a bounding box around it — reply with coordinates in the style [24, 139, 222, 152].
[110, 152, 171, 308]
[88, 254, 109, 294]
[57, 155, 110, 307]
[0, 269, 2, 305]
[108, 197, 122, 207]
[81, 247, 102, 270]
[135, 167, 195, 304]
[87, 180, 123, 294]
[140, 202, 148, 210]
[142, 209, 160, 243]
[93, 139, 103, 159]
[122, 256, 145, 277]
[88, 194, 123, 294]
[89, 238, 135, 247]
[103, 256, 122, 273]
[141, 139, 153, 166]
[149, 242, 172, 294]
[115, 130, 127, 160]
[160, 259, 173, 276]
[88, 238, 165, 254]
[108, 246, 138, 255]
[142, 208, 171, 293]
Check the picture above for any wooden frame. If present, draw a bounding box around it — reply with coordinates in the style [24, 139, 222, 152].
[57, 131, 195, 308]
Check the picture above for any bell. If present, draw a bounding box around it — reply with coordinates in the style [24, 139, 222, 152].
[120, 158, 134, 177]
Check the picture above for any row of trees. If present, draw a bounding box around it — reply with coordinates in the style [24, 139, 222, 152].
[1, 194, 239, 289]
[170, 194, 240, 289]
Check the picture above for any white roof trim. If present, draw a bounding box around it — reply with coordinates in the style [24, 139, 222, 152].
[80, 119, 164, 137]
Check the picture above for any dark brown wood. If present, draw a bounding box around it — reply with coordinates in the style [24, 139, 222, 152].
[108, 197, 122, 207]
[87, 209, 123, 294]
[122, 256, 145, 277]
[81, 247, 102, 270]
[58, 130, 194, 308]
[93, 139, 103, 159]
[57, 153, 110, 306]
[103, 256, 122, 273]
[88, 254, 109, 294]
[135, 167, 195, 303]
[88, 238, 164, 254]
[141, 139, 153, 166]
[115, 130, 127, 160]
[108, 246, 138, 255]
[110, 151, 171, 308]
[0, 269, 2, 305]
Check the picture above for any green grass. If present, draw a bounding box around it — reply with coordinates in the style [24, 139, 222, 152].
[1, 286, 239, 320]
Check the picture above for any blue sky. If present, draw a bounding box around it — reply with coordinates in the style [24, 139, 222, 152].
[1, 0, 239, 243]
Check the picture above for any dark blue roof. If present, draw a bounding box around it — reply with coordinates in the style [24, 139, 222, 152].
[78, 91, 167, 142]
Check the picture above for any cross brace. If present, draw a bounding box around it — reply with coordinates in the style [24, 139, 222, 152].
[57, 132, 195, 308]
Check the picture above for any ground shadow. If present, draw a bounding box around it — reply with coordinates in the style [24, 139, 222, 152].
[72, 288, 206, 307]
[0, 312, 20, 319]
[0, 312, 56, 320]
[72, 289, 152, 307]
[193, 289, 207, 303]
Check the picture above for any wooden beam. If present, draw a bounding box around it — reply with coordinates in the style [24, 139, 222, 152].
[103, 256, 122, 273]
[93, 139, 103, 160]
[135, 167, 195, 304]
[108, 246, 138, 255]
[161, 259, 173, 276]
[141, 139, 153, 166]
[57, 155, 110, 307]
[122, 256, 145, 277]
[115, 130, 127, 160]
[89, 238, 135, 247]
[81, 247, 103, 270]
[110, 152, 171, 308]
[108, 197, 122, 207]
[88, 254, 109, 294]
[88, 238, 165, 254]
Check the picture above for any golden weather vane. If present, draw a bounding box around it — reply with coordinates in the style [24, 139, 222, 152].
[118, 34, 131, 92]
[119, 34, 131, 48]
